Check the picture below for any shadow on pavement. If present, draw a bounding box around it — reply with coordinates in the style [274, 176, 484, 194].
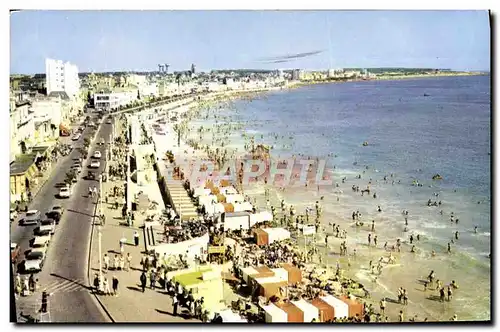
[155, 309, 192, 320]
[127, 286, 143, 292]
[50, 273, 92, 291]
[67, 209, 95, 218]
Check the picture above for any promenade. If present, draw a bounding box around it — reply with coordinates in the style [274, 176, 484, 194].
[88, 116, 199, 322]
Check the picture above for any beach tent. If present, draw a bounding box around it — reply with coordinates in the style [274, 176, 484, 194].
[292, 298, 319, 323]
[320, 294, 349, 319]
[241, 266, 260, 283]
[221, 186, 238, 195]
[340, 296, 365, 318]
[276, 301, 304, 323]
[225, 194, 245, 204]
[264, 228, 291, 244]
[261, 303, 288, 323]
[311, 298, 335, 322]
[193, 187, 212, 197]
[233, 202, 253, 212]
[270, 268, 289, 283]
[280, 263, 302, 284]
[218, 309, 247, 323]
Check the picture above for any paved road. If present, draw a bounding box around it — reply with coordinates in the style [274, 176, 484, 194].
[12, 113, 114, 322]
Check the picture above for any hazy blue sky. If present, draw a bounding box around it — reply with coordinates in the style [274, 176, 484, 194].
[10, 10, 490, 74]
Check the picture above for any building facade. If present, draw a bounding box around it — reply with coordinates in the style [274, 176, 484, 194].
[45, 58, 80, 98]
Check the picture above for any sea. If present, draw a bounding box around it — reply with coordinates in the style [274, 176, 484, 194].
[186, 75, 491, 321]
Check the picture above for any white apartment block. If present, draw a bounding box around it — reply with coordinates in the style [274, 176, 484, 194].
[45, 58, 80, 98]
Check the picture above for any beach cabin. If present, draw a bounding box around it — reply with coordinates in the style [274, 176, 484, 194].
[320, 294, 349, 319]
[221, 211, 251, 231]
[276, 301, 304, 322]
[291, 299, 319, 323]
[340, 296, 365, 318]
[311, 297, 335, 322]
[261, 303, 288, 323]
[218, 309, 247, 323]
[224, 193, 245, 204]
[249, 211, 273, 227]
[280, 263, 302, 284]
[171, 267, 224, 309]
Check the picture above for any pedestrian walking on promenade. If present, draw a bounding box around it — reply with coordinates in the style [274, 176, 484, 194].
[93, 274, 100, 293]
[140, 271, 147, 292]
[112, 276, 119, 296]
[172, 295, 179, 316]
[119, 255, 125, 270]
[125, 253, 132, 271]
[134, 231, 140, 246]
[119, 237, 126, 254]
[150, 269, 157, 289]
[103, 278, 111, 295]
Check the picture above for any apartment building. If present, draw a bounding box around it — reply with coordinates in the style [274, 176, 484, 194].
[94, 87, 139, 111]
[45, 58, 80, 98]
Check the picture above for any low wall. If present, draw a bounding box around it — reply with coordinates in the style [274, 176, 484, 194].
[144, 221, 209, 260]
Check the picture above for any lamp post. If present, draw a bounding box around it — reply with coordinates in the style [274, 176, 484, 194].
[98, 174, 103, 217]
[98, 225, 103, 292]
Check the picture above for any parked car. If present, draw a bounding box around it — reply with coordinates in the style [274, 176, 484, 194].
[72, 133, 81, 141]
[45, 210, 62, 224]
[93, 151, 102, 159]
[24, 251, 46, 273]
[89, 160, 101, 168]
[38, 219, 56, 235]
[11, 243, 20, 263]
[106, 118, 112, 124]
[22, 210, 41, 226]
[58, 186, 71, 198]
[71, 164, 82, 174]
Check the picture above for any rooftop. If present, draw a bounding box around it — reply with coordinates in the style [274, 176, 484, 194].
[10, 153, 38, 175]
[173, 267, 214, 287]
[48, 91, 70, 100]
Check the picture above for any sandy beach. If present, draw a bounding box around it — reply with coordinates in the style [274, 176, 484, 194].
[142, 80, 489, 322]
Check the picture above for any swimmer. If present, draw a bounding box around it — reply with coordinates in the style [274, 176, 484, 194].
[474, 226, 478, 233]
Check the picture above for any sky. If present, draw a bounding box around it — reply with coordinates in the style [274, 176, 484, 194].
[10, 10, 491, 74]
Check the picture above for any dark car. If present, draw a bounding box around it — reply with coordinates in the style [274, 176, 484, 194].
[45, 211, 62, 224]
[35, 228, 52, 237]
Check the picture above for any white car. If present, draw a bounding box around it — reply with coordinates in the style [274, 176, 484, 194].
[25, 250, 46, 273]
[93, 151, 102, 159]
[90, 160, 101, 168]
[59, 187, 71, 198]
[38, 219, 56, 234]
[72, 133, 81, 141]
[23, 210, 41, 225]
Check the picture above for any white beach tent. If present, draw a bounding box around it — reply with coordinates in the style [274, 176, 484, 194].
[193, 187, 212, 197]
[224, 194, 245, 204]
[270, 268, 289, 283]
[221, 186, 238, 195]
[218, 309, 247, 323]
[241, 266, 260, 283]
[320, 294, 349, 319]
[249, 211, 273, 227]
[261, 303, 288, 323]
[291, 299, 319, 323]
[264, 228, 291, 244]
[199, 195, 217, 207]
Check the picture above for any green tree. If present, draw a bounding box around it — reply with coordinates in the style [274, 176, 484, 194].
[65, 169, 77, 185]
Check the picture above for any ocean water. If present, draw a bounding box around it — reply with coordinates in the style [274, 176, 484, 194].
[187, 75, 491, 320]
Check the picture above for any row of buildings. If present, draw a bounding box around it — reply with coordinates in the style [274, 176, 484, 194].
[10, 59, 84, 203]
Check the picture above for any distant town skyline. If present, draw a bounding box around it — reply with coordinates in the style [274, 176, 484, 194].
[10, 10, 491, 74]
